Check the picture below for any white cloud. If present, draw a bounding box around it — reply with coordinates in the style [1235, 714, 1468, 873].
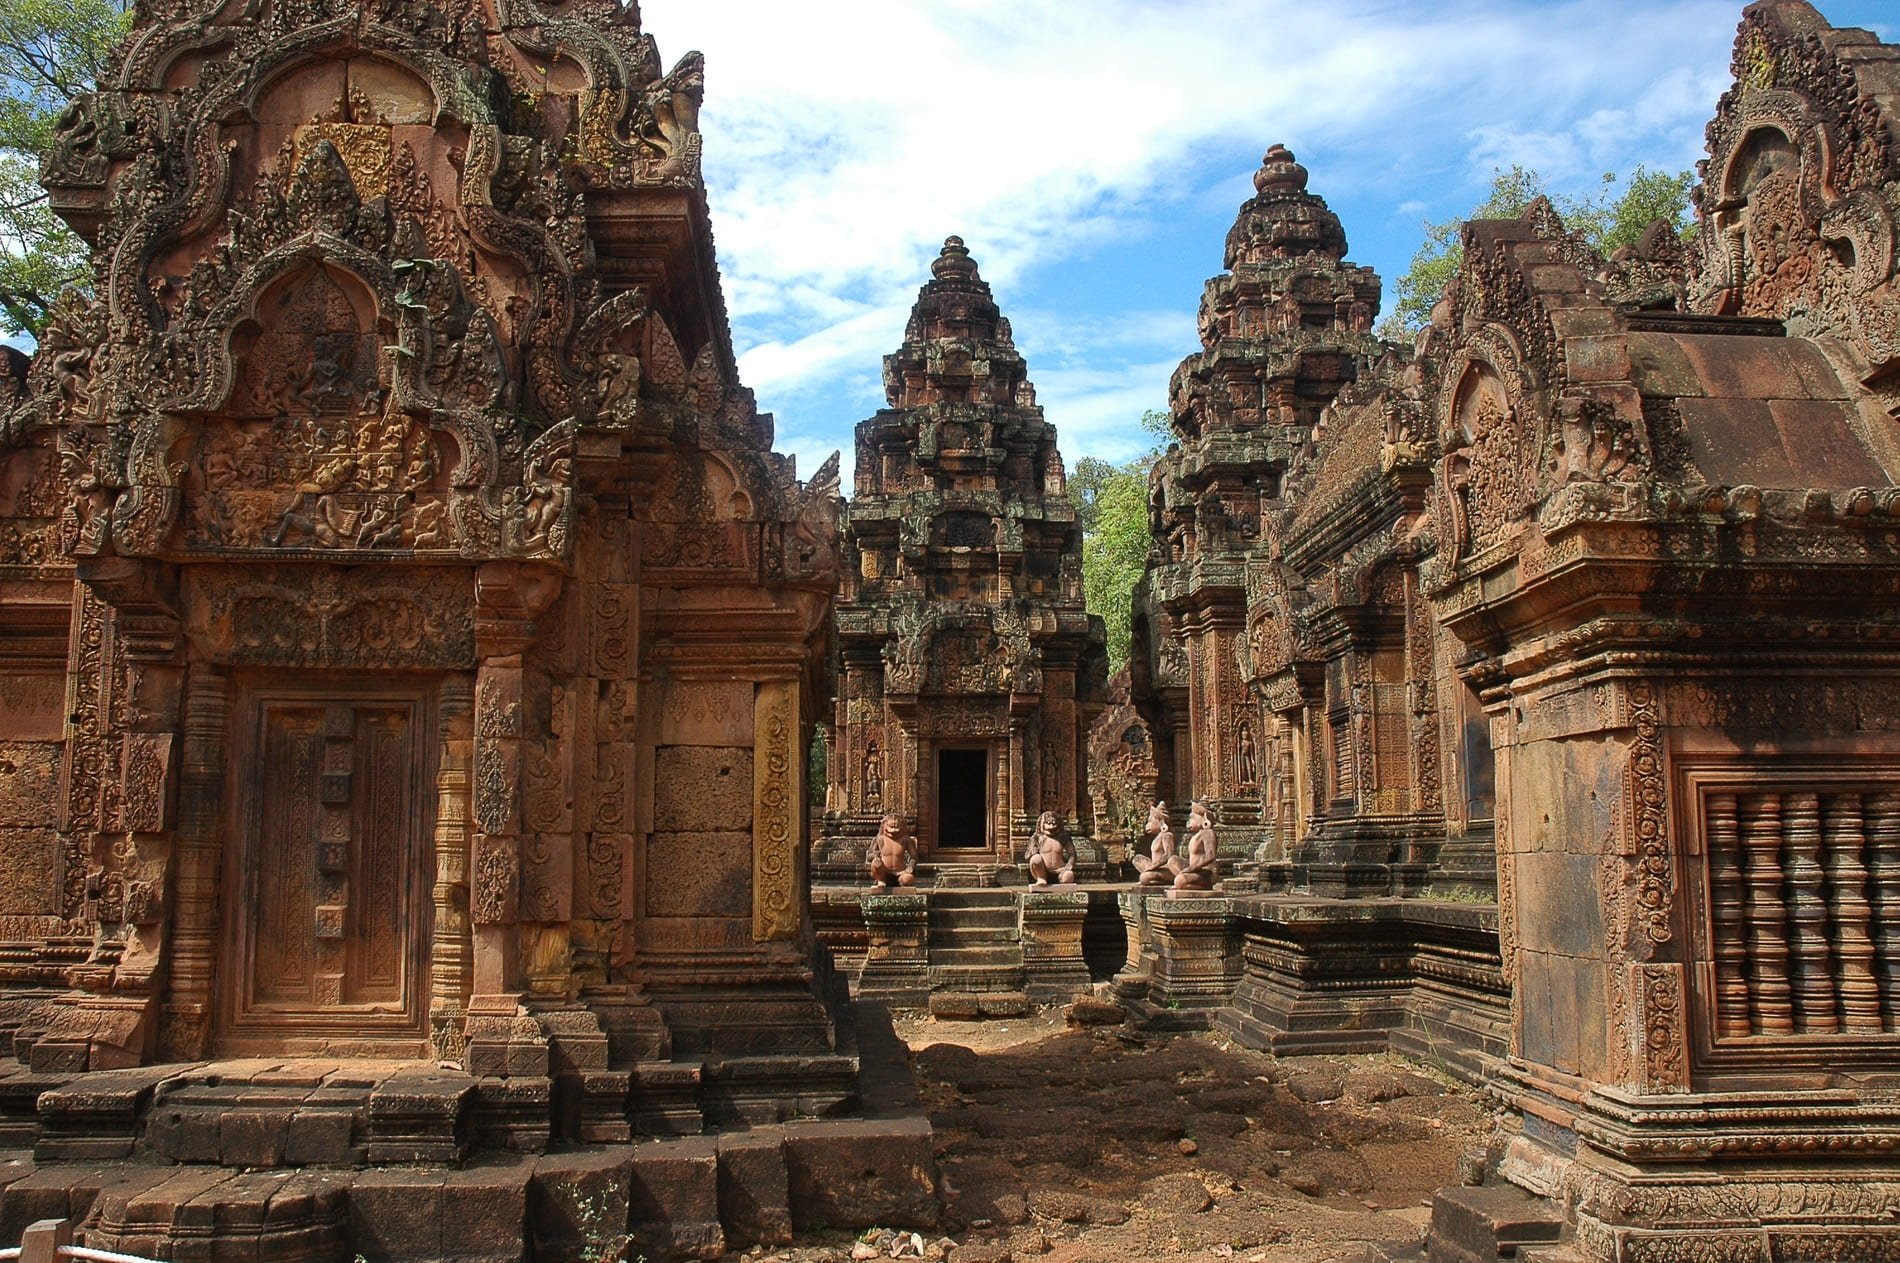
[638, 0, 1759, 490]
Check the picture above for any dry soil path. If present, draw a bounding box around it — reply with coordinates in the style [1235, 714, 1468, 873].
[726, 1008, 1494, 1263]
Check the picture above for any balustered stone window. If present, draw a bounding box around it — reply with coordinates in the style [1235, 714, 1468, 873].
[1683, 764, 1900, 1071]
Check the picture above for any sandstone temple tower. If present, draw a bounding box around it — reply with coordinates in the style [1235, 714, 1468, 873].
[1132, 145, 1386, 862]
[0, 0, 877, 1159]
[819, 238, 1107, 873]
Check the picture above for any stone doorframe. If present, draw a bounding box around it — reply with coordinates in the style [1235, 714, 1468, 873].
[927, 740, 995, 856]
[159, 659, 475, 1063]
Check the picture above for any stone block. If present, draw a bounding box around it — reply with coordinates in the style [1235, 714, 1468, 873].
[717, 1132, 793, 1247]
[1426, 1184, 1563, 1263]
[218, 1107, 291, 1167]
[659, 682, 755, 746]
[441, 1162, 529, 1263]
[644, 831, 753, 917]
[783, 1117, 940, 1231]
[630, 1061, 704, 1136]
[470, 1077, 551, 1155]
[629, 1137, 723, 1260]
[142, 1106, 222, 1163]
[653, 746, 754, 831]
[529, 1148, 630, 1262]
[347, 1169, 444, 1262]
[0, 829, 56, 917]
[283, 1107, 359, 1165]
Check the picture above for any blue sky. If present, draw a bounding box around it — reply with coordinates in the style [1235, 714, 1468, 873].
[640, 0, 1895, 492]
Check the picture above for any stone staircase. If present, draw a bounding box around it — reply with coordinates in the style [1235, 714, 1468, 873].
[924, 890, 1029, 1018]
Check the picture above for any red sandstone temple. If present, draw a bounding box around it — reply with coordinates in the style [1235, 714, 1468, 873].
[0, 0, 1898, 1260]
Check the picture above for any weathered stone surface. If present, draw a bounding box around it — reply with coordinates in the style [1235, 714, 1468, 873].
[528, 1150, 631, 1263]
[645, 831, 754, 918]
[1064, 995, 1126, 1026]
[784, 1117, 941, 1231]
[1138, 1171, 1215, 1216]
[629, 1137, 723, 1260]
[1026, 1189, 1129, 1226]
[653, 747, 755, 831]
[716, 1132, 793, 1247]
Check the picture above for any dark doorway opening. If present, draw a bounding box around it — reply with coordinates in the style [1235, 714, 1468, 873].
[936, 747, 989, 848]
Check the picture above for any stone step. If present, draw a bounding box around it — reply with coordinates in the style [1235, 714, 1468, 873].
[928, 963, 1027, 992]
[87, 1168, 353, 1263]
[1425, 1185, 1565, 1263]
[924, 890, 1020, 908]
[927, 946, 1024, 970]
[927, 915, 1018, 934]
[927, 906, 1016, 926]
[926, 933, 1019, 953]
[918, 865, 1026, 889]
[1516, 1247, 1589, 1263]
[928, 991, 1030, 1019]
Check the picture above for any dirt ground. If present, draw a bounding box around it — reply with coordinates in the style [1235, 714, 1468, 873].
[727, 1007, 1496, 1263]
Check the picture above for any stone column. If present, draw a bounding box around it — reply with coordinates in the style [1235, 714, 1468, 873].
[465, 562, 562, 1093]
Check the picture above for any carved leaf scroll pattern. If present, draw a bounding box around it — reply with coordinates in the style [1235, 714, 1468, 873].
[1628, 681, 1671, 948]
[753, 682, 798, 942]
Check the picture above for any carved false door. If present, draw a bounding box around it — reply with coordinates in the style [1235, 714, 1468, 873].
[221, 685, 435, 1053]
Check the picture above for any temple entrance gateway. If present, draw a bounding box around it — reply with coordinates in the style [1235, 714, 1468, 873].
[934, 746, 989, 849]
[218, 681, 436, 1055]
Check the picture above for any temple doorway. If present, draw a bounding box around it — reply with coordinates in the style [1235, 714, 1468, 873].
[935, 746, 990, 849]
[218, 681, 436, 1055]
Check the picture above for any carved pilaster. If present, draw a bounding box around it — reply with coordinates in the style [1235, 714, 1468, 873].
[157, 663, 226, 1059]
[430, 676, 474, 1061]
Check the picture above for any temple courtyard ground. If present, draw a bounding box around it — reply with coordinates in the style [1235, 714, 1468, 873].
[723, 1008, 1493, 1263]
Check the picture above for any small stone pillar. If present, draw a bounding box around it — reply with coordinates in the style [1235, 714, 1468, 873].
[858, 892, 930, 1006]
[1021, 890, 1090, 1002]
[1144, 896, 1241, 1025]
[1112, 889, 1158, 1001]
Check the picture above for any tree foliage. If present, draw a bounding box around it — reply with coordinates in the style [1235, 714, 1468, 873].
[1381, 164, 1696, 337]
[1075, 409, 1169, 675]
[0, 0, 130, 335]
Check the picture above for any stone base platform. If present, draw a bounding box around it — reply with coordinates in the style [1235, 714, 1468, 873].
[0, 1116, 939, 1263]
[819, 883, 1126, 1014]
[1210, 895, 1508, 1084]
[0, 1007, 939, 1261]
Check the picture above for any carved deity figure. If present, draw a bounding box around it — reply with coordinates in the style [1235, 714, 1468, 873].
[1174, 800, 1218, 893]
[863, 740, 883, 811]
[866, 814, 915, 890]
[1235, 720, 1258, 789]
[60, 435, 113, 555]
[1026, 810, 1074, 887]
[1133, 800, 1175, 887]
[1041, 739, 1060, 809]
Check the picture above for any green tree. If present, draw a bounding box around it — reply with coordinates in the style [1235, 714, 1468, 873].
[0, 0, 130, 335]
[1380, 163, 1695, 338]
[1075, 409, 1169, 674]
